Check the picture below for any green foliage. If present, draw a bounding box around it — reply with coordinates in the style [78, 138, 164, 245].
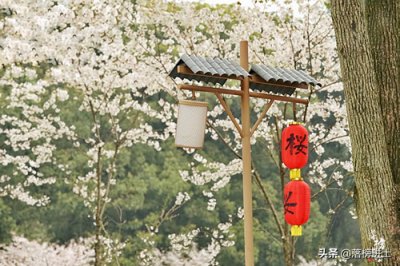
[0, 199, 15, 244]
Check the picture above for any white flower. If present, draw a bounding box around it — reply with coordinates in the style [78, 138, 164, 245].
[237, 207, 244, 219]
[56, 89, 69, 101]
[207, 198, 217, 211]
[175, 192, 190, 206]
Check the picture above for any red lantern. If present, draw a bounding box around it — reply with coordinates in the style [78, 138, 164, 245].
[281, 122, 308, 170]
[284, 180, 311, 236]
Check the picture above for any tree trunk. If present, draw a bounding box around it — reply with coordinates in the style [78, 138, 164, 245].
[95, 146, 104, 266]
[365, 1, 400, 186]
[365, 2, 400, 262]
[282, 232, 294, 266]
[331, 1, 400, 265]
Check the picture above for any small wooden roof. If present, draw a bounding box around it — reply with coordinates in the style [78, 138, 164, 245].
[169, 54, 321, 96]
[249, 64, 321, 95]
[169, 54, 249, 86]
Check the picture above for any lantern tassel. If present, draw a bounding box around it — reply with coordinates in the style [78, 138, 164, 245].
[291, 225, 302, 236]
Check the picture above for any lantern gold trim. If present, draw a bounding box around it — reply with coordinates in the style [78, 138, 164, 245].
[289, 169, 302, 180]
[291, 225, 302, 236]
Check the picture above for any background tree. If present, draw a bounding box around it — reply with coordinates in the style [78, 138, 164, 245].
[331, 0, 400, 264]
[1, 0, 170, 264]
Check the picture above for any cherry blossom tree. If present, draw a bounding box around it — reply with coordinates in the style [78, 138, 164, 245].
[0, 3, 77, 206]
[0, 0, 355, 265]
[1, 0, 170, 264]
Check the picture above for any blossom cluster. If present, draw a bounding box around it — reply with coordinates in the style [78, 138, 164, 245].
[0, 235, 94, 266]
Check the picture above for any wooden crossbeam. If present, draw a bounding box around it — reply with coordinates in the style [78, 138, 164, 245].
[178, 84, 243, 96]
[249, 90, 308, 104]
[178, 84, 309, 105]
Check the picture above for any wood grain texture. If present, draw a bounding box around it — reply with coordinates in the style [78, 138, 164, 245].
[331, 0, 399, 264]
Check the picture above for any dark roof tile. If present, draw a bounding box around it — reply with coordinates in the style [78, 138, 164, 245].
[169, 54, 249, 85]
[249, 64, 321, 96]
[169, 55, 321, 95]
[250, 64, 321, 87]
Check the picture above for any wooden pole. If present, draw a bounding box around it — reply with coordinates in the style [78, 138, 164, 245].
[240, 40, 254, 266]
